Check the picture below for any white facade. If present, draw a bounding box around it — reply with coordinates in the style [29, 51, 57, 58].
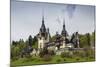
[38, 37, 46, 49]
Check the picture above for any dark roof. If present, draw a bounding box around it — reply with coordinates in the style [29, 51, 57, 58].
[61, 21, 68, 37]
[40, 16, 46, 33]
[55, 32, 61, 40]
[22, 46, 33, 54]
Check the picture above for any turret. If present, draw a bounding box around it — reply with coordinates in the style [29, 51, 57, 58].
[40, 15, 46, 33]
[61, 19, 68, 37]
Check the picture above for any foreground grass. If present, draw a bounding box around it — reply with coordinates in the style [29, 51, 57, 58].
[11, 55, 95, 67]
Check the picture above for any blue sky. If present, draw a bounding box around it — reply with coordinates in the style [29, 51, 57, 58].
[11, 0, 95, 41]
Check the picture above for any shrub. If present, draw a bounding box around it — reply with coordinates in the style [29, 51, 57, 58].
[67, 52, 73, 58]
[56, 59, 61, 63]
[73, 51, 85, 58]
[73, 51, 80, 56]
[25, 54, 32, 58]
[63, 58, 66, 61]
[12, 57, 18, 61]
[61, 52, 67, 58]
[61, 52, 73, 58]
[42, 54, 52, 61]
[39, 48, 48, 58]
[48, 50, 55, 55]
[39, 50, 45, 58]
[76, 58, 80, 61]
[22, 58, 30, 62]
[89, 56, 94, 59]
[77, 51, 85, 57]
[85, 49, 91, 57]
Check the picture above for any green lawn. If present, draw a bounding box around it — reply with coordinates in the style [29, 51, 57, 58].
[11, 55, 95, 67]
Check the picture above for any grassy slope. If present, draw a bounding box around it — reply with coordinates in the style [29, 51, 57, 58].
[11, 55, 95, 67]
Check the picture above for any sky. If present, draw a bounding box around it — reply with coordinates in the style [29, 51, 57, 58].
[11, 0, 95, 41]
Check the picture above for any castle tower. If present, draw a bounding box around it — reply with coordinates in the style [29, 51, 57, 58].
[37, 15, 50, 49]
[61, 19, 68, 37]
[61, 19, 68, 48]
[55, 32, 61, 50]
[46, 28, 51, 42]
[75, 32, 80, 48]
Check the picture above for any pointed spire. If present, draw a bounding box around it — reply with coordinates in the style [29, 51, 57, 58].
[40, 9, 46, 33]
[61, 18, 68, 37]
[42, 8, 44, 24]
[47, 28, 50, 36]
[56, 31, 58, 35]
[47, 28, 51, 41]
[47, 28, 49, 33]
[63, 18, 66, 30]
[63, 18, 65, 24]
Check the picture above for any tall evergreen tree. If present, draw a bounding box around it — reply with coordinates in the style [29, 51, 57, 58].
[86, 33, 91, 47]
[28, 35, 33, 46]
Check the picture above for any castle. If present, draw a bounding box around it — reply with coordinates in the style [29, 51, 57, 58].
[21, 14, 80, 57]
[36, 15, 80, 51]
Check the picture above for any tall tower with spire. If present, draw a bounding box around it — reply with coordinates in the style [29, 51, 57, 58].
[40, 15, 46, 34]
[61, 19, 68, 37]
[61, 19, 69, 48]
[37, 12, 50, 49]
